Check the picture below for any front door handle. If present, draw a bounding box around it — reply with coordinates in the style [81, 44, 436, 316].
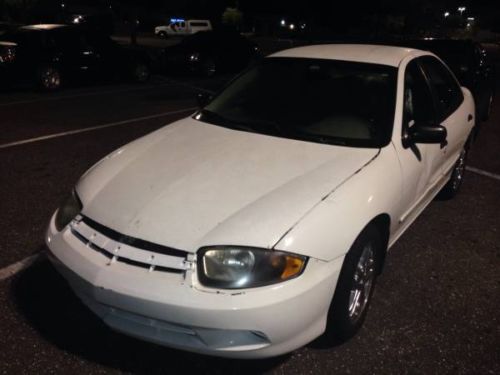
[468, 114, 474, 122]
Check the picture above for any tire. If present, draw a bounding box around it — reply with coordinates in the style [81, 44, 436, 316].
[158, 31, 168, 39]
[481, 90, 494, 121]
[132, 62, 150, 83]
[36, 65, 62, 91]
[438, 147, 468, 200]
[324, 225, 382, 342]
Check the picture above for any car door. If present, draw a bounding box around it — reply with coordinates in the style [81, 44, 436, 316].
[50, 29, 99, 76]
[418, 55, 473, 177]
[82, 32, 122, 76]
[179, 21, 187, 35]
[472, 43, 494, 118]
[394, 58, 445, 226]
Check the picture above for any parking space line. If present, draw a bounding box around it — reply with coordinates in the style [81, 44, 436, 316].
[0, 253, 42, 281]
[0, 80, 175, 107]
[466, 166, 500, 181]
[0, 107, 196, 150]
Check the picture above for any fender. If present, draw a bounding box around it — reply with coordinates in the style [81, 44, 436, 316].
[274, 144, 403, 261]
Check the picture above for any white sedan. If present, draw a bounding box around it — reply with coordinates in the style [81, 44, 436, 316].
[46, 44, 475, 358]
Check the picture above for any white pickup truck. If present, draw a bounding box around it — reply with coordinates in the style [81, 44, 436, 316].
[155, 19, 212, 38]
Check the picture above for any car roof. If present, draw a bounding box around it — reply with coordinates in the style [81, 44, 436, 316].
[270, 44, 426, 67]
[397, 39, 477, 49]
[20, 24, 67, 31]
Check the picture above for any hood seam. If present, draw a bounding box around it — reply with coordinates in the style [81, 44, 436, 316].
[272, 148, 382, 251]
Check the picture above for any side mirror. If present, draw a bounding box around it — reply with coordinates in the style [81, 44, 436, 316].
[196, 92, 213, 108]
[404, 122, 447, 148]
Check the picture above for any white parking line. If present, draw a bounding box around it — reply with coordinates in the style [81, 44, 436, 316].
[466, 166, 500, 181]
[0, 107, 196, 150]
[0, 80, 174, 107]
[0, 253, 42, 281]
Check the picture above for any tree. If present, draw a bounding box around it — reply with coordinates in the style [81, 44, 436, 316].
[222, 5, 243, 30]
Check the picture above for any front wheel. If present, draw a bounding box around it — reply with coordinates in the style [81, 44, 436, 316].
[438, 147, 468, 200]
[324, 226, 382, 342]
[482, 90, 494, 121]
[132, 62, 150, 83]
[36, 65, 62, 91]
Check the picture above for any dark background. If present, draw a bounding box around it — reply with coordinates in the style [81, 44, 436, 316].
[1, 0, 500, 36]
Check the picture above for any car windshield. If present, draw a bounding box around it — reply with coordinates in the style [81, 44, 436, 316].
[199, 57, 397, 148]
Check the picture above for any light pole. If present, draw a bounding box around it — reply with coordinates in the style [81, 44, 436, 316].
[458, 7, 466, 16]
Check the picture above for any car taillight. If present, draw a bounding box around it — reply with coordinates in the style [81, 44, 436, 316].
[0, 47, 16, 63]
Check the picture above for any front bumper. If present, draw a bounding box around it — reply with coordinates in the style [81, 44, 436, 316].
[45, 213, 343, 358]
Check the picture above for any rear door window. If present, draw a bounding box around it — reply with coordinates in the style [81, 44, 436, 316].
[419, 56, 464, 122]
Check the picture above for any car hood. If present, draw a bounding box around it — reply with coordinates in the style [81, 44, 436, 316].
[78, 118, 379, 255]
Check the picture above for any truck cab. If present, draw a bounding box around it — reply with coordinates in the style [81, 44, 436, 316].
[155, 19, 212, 38]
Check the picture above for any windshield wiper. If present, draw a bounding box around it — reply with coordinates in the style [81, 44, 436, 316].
[245, 119, 284, 135]
[197, 110, 254, 132]
[293, 131, 348, 146]
[198, 111, 348, 146]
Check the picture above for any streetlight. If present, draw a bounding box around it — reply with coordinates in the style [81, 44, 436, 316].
[444, 11, 450, 17]
[458, 6, 466, 15]
[280, 19, 286, 27]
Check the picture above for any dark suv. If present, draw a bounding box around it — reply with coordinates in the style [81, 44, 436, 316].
[163, 30, 260, 77]
[0, 24, 151, 90]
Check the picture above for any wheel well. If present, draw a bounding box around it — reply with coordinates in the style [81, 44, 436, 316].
[367, 214, 390, 274]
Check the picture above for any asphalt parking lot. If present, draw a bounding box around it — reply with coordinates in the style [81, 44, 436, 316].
[0, 65, 499, 374]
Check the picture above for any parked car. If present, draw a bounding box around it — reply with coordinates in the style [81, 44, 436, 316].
[155, 19, 212, 38]
[46, 45, 475, 358]
[0, 24, 151, 90]
[163, 30, 259, 77]
[0, 22, 21, 36]
[396, 39, 495, 122]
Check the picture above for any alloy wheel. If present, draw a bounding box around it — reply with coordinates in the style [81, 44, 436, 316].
[41, 67, 61, 90]
[348, 243, 375, 323]
[134, 64, 150, 83]
[451, 148, 467, 192]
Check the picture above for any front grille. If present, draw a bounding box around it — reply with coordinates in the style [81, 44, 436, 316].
[69, 215, 191, 274]
[81, 216, 188, 258]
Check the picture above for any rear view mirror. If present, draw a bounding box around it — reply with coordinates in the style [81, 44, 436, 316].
[196, 92, 213, 108]
[404, 123, 447, 148]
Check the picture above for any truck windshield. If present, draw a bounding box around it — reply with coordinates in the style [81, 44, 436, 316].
[198, 57, 398, 148]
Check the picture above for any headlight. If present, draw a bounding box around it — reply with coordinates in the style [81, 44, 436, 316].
[54, 190, 82, 232]
[189, 52, 200, 62]
[197, 246, 307, 289]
